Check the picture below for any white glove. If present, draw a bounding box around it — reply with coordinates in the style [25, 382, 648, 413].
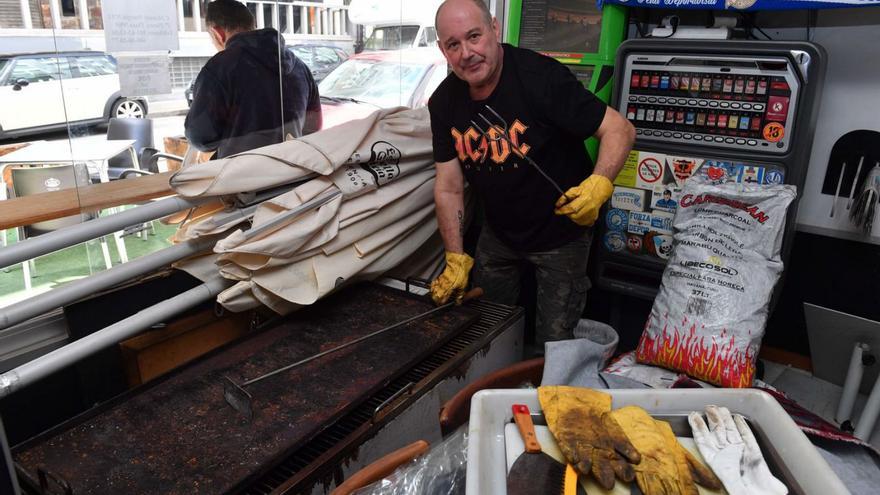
[688, 405, 788, 495]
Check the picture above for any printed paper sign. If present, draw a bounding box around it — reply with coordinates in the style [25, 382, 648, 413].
[636, 154, 664, 189]
[614, 151, 639, 188]
[117, 56, 172, 96]
[103, 0, 179, 52]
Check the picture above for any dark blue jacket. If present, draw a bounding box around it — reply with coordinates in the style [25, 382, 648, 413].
[185, 28, 321, 159]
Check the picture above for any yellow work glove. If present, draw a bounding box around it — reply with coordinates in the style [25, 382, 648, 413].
[610, 406, 722, 495]
[538, 386, 641, 490]
[429, 252, 474, 305]
[554, 174, 614, 226]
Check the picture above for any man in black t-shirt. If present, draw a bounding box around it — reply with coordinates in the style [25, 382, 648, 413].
[428, 0, 635, 352]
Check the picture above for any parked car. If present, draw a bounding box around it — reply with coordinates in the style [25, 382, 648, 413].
[0, 51, 147, 140]
[318, 48, 448, 129]
[288, 43, 349, 82]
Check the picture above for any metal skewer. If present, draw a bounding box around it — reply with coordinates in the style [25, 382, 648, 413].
[471, 105, 567, 198]
[223, 288, 484, 420]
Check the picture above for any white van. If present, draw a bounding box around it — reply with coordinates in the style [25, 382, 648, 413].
[348, 0, 443, 50]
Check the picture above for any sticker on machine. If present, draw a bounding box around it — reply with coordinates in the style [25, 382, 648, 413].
[645, 232, 674, 260]
[651, 186, 681, 212]
[627, 211, 652, 236]
[762, 122, 785, 143]
[700, 160, 739, 184]
[764, 169, 785, 185]
[737, 166, 765, 185]
[603, 231, 627, 253]
[636, 153, 665, 189]
[626, 234, 643, 254]
[665, 156, 702, 188]
[605, 208, 629, 231]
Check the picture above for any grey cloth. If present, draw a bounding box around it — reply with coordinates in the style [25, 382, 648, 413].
[813, 438, 880, 495]
[540, 319, 619, 389]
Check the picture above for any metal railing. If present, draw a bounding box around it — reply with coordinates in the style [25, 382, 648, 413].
[7, 0, 351, 38]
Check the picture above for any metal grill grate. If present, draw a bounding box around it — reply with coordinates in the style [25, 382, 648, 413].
[242, 299, 519, 494]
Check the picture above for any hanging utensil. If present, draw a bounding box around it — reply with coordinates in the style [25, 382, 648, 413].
[849, 162, 880, 235]
[847, 156, 865, 211]
[830, 161, 846, 218]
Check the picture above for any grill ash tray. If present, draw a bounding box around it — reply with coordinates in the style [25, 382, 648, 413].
[14, 283, 479, 494]
[467, 388, 848, 495]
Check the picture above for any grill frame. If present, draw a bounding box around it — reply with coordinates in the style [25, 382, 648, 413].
[257, 298, 523, 495]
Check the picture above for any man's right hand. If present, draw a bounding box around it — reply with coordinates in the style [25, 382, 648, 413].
[430, 252, 474, 305]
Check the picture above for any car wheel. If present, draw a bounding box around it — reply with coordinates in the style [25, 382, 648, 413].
[112, 98, 146, 119]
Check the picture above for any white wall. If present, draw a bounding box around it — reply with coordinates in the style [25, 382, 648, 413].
[741, 8, 880, 245]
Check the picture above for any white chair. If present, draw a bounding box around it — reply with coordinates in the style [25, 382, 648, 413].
[9, 163, 115, 290]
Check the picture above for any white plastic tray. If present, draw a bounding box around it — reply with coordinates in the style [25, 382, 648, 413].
[466, 388, 849, 495]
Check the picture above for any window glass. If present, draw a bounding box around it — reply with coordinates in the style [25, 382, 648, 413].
[314, 47, 339, 64]
[320, 59, 429, 108]
[72, 55, 117, 78]
[290, 45, 313, 65]
[364, 25, 421, 50]
[426, 27, 438, 44]
[8, 57, 72, 84]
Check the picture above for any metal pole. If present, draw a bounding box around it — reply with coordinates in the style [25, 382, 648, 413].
[0, 276, 231, 400]
[18, 0, 31, 29]
[76, 0, 88, 29]
[0, 416, 20, 495]
[855, 370, 880, 440]
[0, 236, 217, 331]
[192, 0, 202, 32]
[256, 1, 265, 29]
[177, 0, 185, 32]
[48, 0, 61, 29]
[0, 195, 207, 270]
[836, 342, 868, 425]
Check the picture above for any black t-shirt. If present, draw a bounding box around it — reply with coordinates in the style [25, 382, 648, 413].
[429, 44, 607, 252]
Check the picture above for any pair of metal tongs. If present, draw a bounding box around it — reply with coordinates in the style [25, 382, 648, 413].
[470, 105, 567, 198]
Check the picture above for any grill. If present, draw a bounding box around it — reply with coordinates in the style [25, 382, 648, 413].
[12, 283, 523, 494]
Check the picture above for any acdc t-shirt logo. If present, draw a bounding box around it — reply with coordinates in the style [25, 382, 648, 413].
[450, 119, 530, 166]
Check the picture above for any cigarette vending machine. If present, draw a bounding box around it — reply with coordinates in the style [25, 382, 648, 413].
[595, 39, 826, 299]
[505, 0, 627, 159]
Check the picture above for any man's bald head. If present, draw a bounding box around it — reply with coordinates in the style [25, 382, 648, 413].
[435, 0, 493, 33]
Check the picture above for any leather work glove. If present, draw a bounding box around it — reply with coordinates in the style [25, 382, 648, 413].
[429, 252, 474, 305]
[689, 405, 788, 495]
[538, 386, 641, 490]
[554, 174, 614, 226]
[611, 406, 721, 495]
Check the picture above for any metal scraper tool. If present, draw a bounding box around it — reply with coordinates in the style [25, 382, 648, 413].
[507, 404, 567, 495]
[223, 288, 483, 420]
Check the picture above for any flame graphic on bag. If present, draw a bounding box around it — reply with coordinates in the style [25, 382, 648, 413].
[635, 313, 757, 388]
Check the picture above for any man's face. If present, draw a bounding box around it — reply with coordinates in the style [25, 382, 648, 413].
[436, 0, 502, 90]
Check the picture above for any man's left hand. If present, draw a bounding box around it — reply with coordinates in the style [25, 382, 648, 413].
[554, 174, 614, 226]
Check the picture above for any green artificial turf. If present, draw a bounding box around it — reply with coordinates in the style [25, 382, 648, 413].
[0, 216, 180, 308]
